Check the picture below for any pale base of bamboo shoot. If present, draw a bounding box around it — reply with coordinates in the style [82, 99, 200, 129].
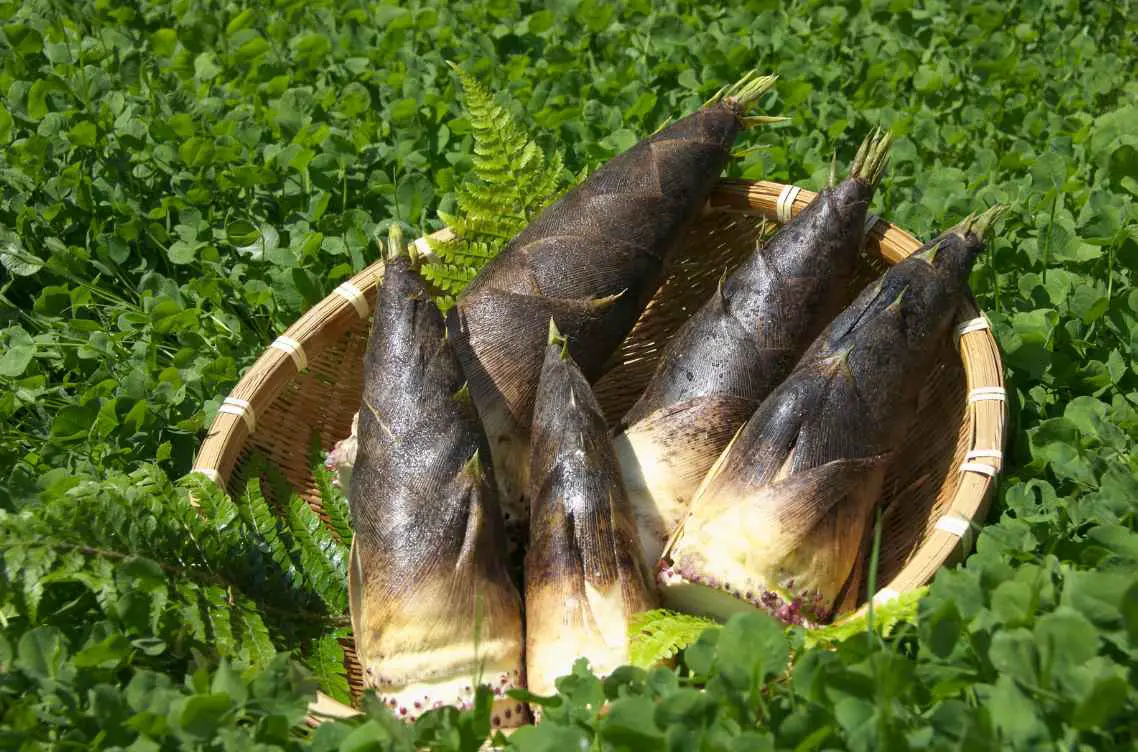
[525, 581, 636, 702]
[612, 428, 693, 571]
[613, 397, 755, 572]
[655, 558, 827, 628]
[365, 656, 529, 728]
[655, 567, 760, 622]
[475, 396, 531, 539]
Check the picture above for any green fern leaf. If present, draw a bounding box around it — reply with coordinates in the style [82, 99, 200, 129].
[309, 433, 353, 548]
[236, 463, 307, 597]
[1, 461, 350, 682]
[421, 65, 574, 306]
[419, 260, 482, 298]
[627, 609, 720, 669]
[311, 631, 352, 705]
[233, 598, 277, 667]
[260, 461, 349, 615]
[174, 580, 208, 643]
[207, 584, 239, 657]
[801, 587, 928, 649]
[11, 543, 53, 622]
[284, 495, 348, 613]
[87, 556, 118, 614]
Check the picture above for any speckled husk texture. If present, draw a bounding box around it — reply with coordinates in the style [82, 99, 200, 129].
[348, 255, 526, 727]
[524, 331, 656, 702]
[615, 132, 892, 570]
[660, 211, 996, 626]
[444, 99, 753, 544]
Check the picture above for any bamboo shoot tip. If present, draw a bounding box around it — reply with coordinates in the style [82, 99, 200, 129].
[387, 224, 407, 262]
[849, 127, 894, 187]
[715, 267, 730, 307]
[741, 115, 790, 128]
[718, 71, 779, 113]
[547, 318, 570, 360]
[889, 285, 907, 310]
[590, 290, 625, 310]
[917, 238, 944, 263]
[970, 203, 1008, 239]
[463, 448, 484, 479]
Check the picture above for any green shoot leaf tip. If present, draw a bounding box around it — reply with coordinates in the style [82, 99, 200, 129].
[547, 318, 570, 360]
[969, 203, 1008, 238]
[916, 238, 944, 264]
[950, 203, 1007, 241]
[889, 285, 908, 311]
[714, 70, 779, 110]
[849, 127, 894, 188]
[387, 224, 407, 262]
[464, 448, 484, 479]
[740, 115, 791, 128]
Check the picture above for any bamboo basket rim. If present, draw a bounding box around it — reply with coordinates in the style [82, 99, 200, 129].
[191, 177, 1007, 724]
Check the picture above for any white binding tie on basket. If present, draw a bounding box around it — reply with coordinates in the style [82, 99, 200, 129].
[966, 448, 1003, 466]
[960, 459, 998, 478]
[335, 281, 369, 320]
[954, 315, 991, 345]
[963, 448, 1003, 475]
[219, 396, 256, 433]
[776, 184, 801, 223]
[272, 336, 307, 371]
[935, 513, 972, 538]
[968, 386, 1007, 403]
[191, 467, 222, 486]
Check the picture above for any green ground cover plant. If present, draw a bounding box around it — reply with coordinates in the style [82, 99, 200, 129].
[1, 0, 1136, 749]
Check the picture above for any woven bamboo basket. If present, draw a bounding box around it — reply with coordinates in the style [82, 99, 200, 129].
[192, 177, 1007, 722]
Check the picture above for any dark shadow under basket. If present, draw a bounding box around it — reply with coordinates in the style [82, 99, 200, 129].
[192, 178, 1007, 716]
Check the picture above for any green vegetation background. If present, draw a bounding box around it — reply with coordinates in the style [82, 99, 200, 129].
[1, 0, 1136, 749]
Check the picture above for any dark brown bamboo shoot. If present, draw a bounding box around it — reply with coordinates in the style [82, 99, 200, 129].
[348, 254, 526, 727]
[524, 322, 656, 703]
[658, 206, 1006, 625]
[444, 72, 782, 542]
[614, 130, 894, 569]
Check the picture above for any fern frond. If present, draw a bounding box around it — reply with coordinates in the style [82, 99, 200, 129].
[284, 495, 349, 612]
[422, 65, 575, 306]
[627, 609, 720, 669]
[234, 598, 278, 667]
[207, 582, 239, 655]
[167, 579, 203, 644]
[309, 433, 353, 548]
[311, 630, 353, 705]
[258, 460, 349, 615]
[237, 459, 308, 597]
[801, 587, 928, 649]
[0, 461, 351, 681]
[419, 259, 484, 298]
